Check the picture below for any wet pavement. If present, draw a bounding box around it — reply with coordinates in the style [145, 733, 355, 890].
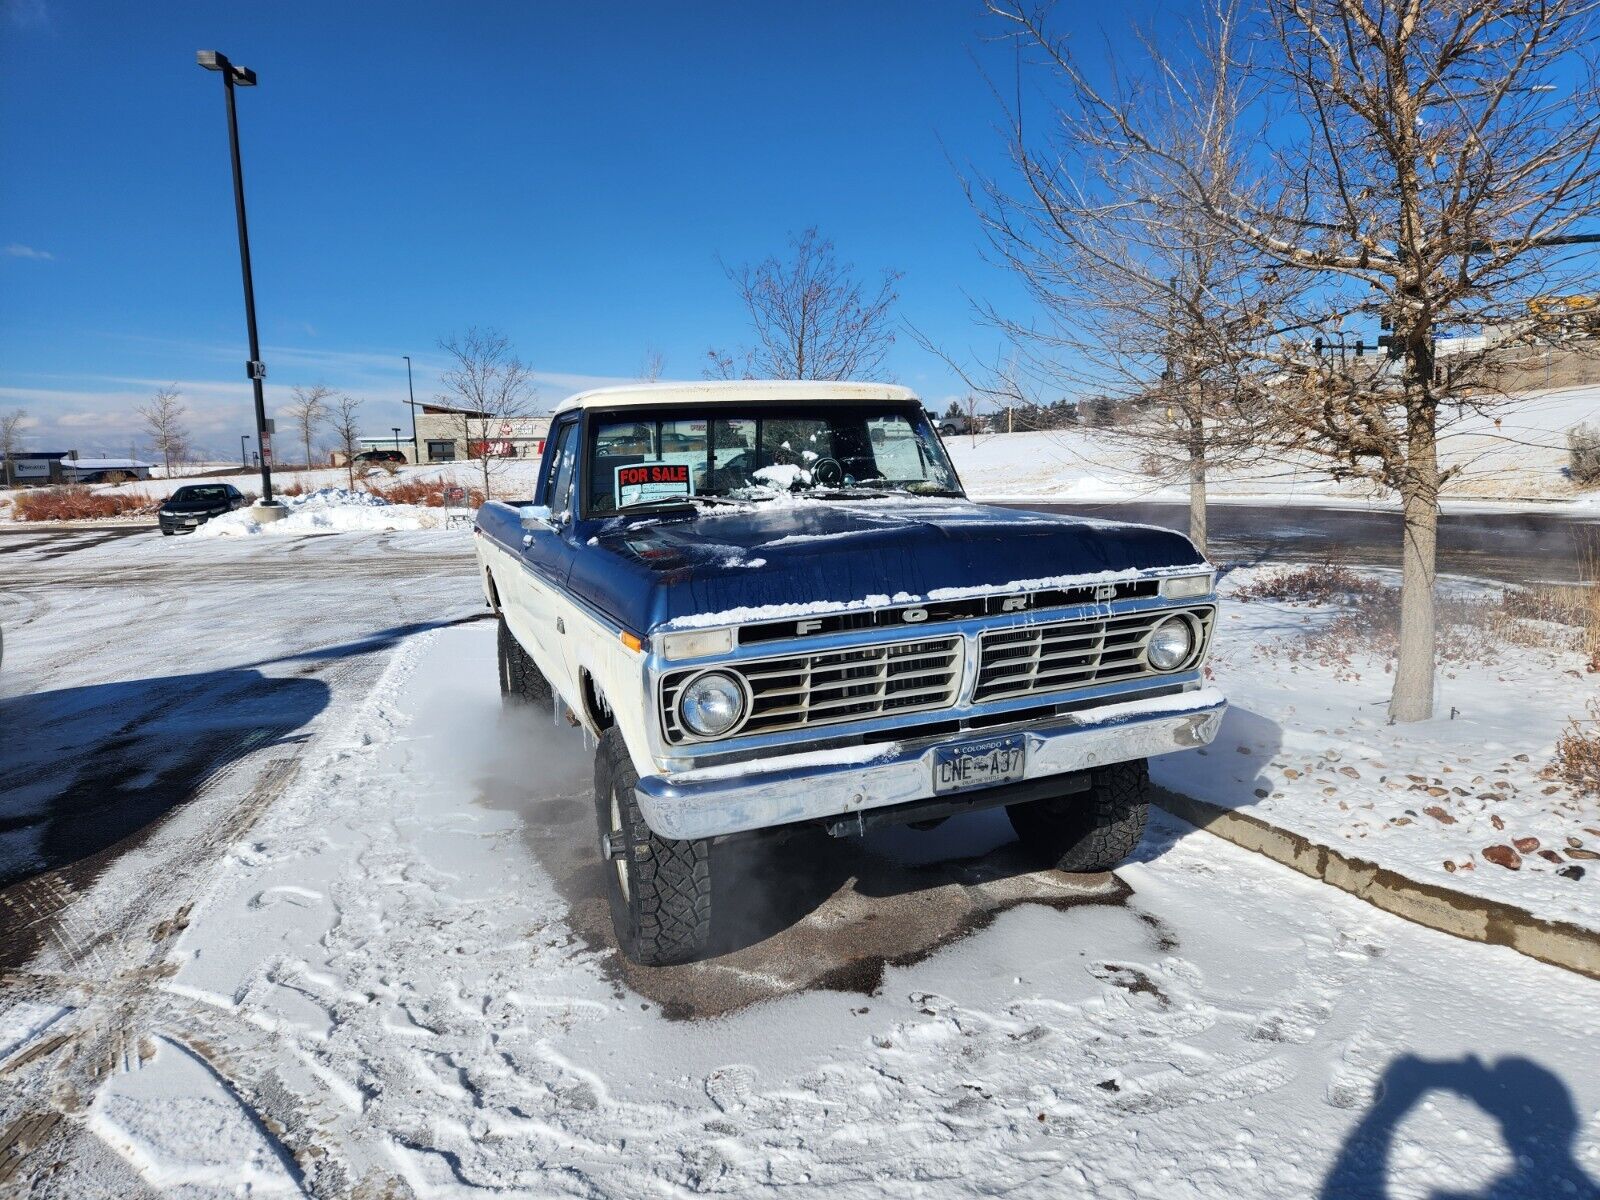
[999, 500, 1599, 584]
[478, 707, 1132, 1021]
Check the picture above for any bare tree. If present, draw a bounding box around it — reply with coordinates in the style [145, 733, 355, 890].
[706, 228, 902, 381]
[0, 409, 25, 488]
[283, 384, 334, 472]
[967, 9, 1295, 558]
[329, 392, 364, 490]
[991, 0, 1600, 721]
[137, 386, 189, 480]
[436, 327, 538, 500]
[639, 347, 666, 382]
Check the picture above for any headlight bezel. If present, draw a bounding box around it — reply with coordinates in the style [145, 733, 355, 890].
[1145, 613, 1199, 672]
[1159, 572, 1214, 600]
[675, 669, 749, 739]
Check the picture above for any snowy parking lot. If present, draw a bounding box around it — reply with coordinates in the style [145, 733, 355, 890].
[2, 527, 1599, 1198]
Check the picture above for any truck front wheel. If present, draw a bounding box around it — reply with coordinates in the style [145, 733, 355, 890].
[1006, 758, 1150, 873]
[497, 615, 552, 708]
[593, 728, 712, 966]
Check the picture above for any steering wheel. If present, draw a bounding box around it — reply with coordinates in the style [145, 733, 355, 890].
[811, 457, 845, 487]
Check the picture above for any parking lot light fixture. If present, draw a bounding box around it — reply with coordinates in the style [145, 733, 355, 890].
[197, 49, 281, 518]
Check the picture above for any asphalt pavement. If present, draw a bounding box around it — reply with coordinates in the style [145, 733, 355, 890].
[999, 500, 1598, 584]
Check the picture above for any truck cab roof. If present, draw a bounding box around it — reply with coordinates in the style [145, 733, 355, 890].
[551, 380, 919, 416]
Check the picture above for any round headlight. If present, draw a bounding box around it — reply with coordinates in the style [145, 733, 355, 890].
[1146, 616, 1195, 671]
[678, 671, 746, 738]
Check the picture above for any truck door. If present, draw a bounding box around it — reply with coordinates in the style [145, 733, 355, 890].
[511, 417, 581, 697]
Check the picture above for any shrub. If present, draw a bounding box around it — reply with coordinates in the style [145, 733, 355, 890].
[1569, 423, 1600, 486]
[366, 479, 484, 508]
[12, 486, 159, 521]
[1555, 699, 1600, 797]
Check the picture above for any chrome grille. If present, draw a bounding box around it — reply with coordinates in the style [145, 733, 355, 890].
[662, 636, 963, 743]
[973, 606, 1215, 703]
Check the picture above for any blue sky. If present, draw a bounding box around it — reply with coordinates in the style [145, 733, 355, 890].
[0, 0, 1081, 458]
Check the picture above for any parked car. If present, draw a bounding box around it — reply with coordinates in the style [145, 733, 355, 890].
[476, 381, 1224, 965]
[157, 484, 247, 534]
[927, 408, 976, 436]
[354, 449, 408, 465]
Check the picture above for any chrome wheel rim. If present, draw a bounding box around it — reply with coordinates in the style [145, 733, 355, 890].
[610, 789, 630, 903]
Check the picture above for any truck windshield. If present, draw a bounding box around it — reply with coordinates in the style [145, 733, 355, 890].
[585, 403, 963, 514]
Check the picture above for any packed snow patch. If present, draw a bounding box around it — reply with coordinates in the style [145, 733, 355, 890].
[196, 488, 424, 537]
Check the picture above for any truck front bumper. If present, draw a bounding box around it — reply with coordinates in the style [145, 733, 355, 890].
[634, 687, 1226, 841]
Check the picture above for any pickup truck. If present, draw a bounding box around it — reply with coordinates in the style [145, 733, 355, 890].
[475, 381, 1224, 965]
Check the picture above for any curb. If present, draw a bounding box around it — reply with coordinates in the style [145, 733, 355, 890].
[1153, 787, 1600, 983]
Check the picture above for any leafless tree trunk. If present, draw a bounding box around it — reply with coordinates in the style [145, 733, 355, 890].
[990, 0, 1600, 721]
[639, 347, 666, 382]
[707, 228, 902, 381]
[437, 327, 538, 501]
[0, 409, 25, 488]
[329, 393, 363, 491]
[137, 386, 188, 480]
[284, 384, 334, 472]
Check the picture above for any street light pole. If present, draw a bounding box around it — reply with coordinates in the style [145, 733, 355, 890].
[392, 426, 402, 456]
[198, 50, 277, 509]
[402, 355, 418, 462]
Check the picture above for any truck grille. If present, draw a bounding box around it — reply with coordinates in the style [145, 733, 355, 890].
[662, 636, 964, 743]
[972, 606, 1215, 703]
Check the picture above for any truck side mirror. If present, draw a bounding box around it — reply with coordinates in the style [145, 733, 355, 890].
[520, 504, 556, 530]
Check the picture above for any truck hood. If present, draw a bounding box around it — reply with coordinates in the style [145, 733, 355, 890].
[563, 498, 1206, 634]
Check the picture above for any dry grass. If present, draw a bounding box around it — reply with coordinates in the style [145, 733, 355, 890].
[1233, 562, 1595, 675]
[366, 479, 484, 508]
[12, 486, 160, 521]
[1555, 699, 1600, 798]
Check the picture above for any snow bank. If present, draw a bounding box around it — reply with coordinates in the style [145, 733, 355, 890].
[195, 488, 425, 537]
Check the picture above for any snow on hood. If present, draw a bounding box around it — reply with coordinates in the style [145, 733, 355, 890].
[557, 497, 1208, 633]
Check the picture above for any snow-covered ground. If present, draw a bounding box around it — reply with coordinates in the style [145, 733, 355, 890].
[942, 383, 1600, 510]
[1160, 566, 1599, 932]
[5, 622, 1594, 1196]
[2, 527, 1599, 1197]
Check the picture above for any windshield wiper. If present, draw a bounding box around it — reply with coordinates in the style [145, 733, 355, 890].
[618, 494, 747, 512]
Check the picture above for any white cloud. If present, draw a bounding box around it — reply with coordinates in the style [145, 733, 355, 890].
[4, 243, 54, 261]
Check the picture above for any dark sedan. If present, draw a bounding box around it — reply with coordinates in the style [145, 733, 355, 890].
[158, 484, 247, 534]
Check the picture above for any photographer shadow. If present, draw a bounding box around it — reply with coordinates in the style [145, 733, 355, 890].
[1321, 1054, 1599, 1199]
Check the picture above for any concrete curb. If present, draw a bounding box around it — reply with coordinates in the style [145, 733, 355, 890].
[1153, 787, 1600, 982]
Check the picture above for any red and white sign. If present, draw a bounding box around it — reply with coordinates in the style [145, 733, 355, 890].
[614, 461, 692, 507]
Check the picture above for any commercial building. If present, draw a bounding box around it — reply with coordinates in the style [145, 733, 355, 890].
[2, 452, 154, 485]
[412, 403, 551, 465]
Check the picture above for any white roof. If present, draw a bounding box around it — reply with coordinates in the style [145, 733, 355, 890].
[552, 380, 920, 414]
[61, 458, 153, 470]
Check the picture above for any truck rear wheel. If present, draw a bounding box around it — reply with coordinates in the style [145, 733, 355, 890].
[593, 728, 712, 966]
[497, 615, 552, 708]
[1006, 758, 1150, 872]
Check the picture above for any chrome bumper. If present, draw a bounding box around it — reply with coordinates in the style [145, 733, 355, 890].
[634, 687, 1227, 840]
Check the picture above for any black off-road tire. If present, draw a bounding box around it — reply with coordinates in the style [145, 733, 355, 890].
[497, 614, 552, 708]
[1006, 758, 1150, 872]
[593, 727, 712, 966]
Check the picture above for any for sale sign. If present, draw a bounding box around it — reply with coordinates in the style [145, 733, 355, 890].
[614, 462, 693, 507]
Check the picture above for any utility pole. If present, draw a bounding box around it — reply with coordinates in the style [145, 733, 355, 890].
[198, 50, 281, 515]
[403, 355, 419, 464]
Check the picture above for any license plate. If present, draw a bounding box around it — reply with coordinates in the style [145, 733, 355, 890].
[933, 734, 1027, 795]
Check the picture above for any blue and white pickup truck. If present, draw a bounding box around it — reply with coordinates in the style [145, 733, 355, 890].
[475, 381, 1225, 965]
